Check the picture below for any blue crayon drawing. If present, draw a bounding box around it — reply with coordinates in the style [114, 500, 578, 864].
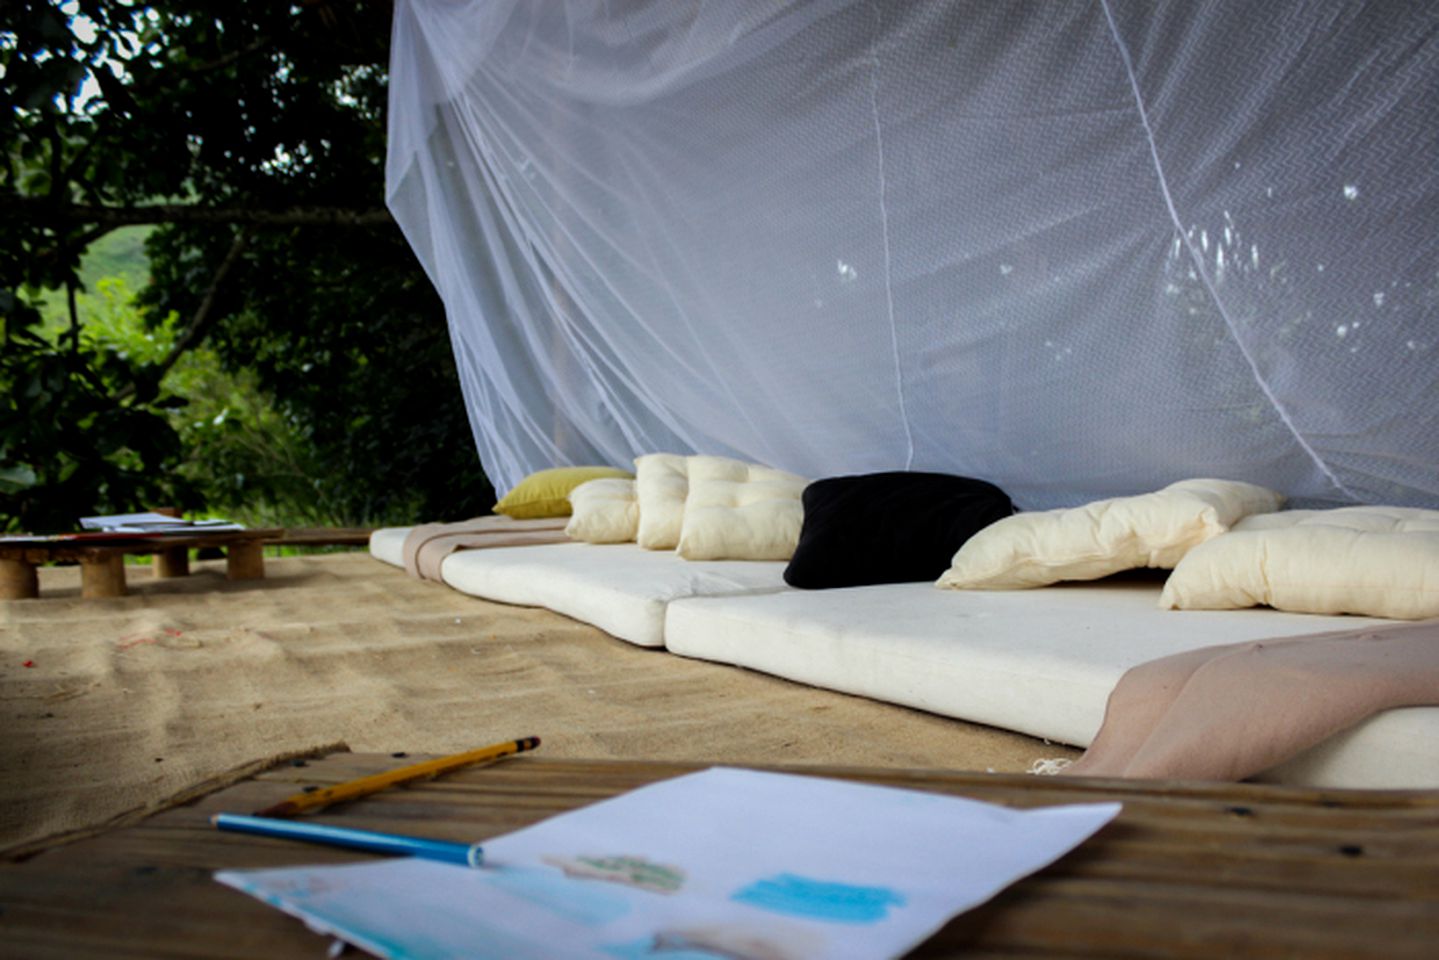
[730, 873, 906, 924]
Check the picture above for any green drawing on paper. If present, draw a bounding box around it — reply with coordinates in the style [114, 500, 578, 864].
[543, 853, 687, 894]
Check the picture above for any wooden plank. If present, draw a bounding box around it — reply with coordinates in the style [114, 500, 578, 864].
[0, 530, 285, 565]
[265, 528, 374, 547]
[2, 755, 1435, 958]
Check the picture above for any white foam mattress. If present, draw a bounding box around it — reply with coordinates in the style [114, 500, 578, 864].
[369, 526, 412, 568]
[664, 580, 1439, 789]
[441, 543, 788, 648]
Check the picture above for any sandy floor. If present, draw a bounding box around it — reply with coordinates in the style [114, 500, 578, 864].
[0, 551, 1075, 855]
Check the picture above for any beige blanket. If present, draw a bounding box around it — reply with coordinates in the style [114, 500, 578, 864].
[1062, 620, 1439, 781]
[0, 552, 1068, 857]
[401, 515, 570, 580]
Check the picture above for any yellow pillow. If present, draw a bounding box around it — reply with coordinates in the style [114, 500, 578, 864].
[493, 466, 634, 519]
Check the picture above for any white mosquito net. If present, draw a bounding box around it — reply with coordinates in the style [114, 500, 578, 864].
[385, 0, 1438, 510]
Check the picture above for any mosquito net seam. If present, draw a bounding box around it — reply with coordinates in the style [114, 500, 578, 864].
[867, 1, 915, 471]
[1098, 0, 1356, 503]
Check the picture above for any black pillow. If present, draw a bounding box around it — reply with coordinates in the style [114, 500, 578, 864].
[783, 472, 1014, 589]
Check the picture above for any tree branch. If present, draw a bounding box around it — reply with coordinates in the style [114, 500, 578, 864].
[4, 195, 393, 228]
[115, 227, 252, 402]
[156, 226, 251, 378]
[66, 280, 80, 356]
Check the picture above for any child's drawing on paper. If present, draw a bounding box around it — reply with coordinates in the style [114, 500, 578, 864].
[542, 853, 686, 894]
[216, 767, 1122, 960]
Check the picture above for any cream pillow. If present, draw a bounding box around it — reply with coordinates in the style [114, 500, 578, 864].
[937, 478, 1284, 590]
[634, 453, 690, 550]
[565, 478, 639, 543]
[676, 455, 807, 561]
[1160, 506, 1439, 619]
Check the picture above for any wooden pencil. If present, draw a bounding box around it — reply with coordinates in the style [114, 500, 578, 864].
[254, 736, 540, 817]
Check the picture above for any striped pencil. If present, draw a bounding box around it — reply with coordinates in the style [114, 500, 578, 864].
[254, 736, 540, 817]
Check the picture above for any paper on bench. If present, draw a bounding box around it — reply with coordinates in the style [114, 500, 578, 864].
[78, 512, 245, 533]
[216, 766, 1118, 959]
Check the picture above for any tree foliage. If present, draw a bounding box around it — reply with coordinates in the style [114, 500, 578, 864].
[1, 0, 493, 531]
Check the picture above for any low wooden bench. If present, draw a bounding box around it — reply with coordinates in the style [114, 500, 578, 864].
[0, 529, 283, 600]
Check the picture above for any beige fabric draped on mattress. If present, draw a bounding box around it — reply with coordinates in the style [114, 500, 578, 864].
[401, 515, 569, 580]
[1063, 620, 1439, 781]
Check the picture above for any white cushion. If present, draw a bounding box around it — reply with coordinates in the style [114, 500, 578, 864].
[369, 526, 412, 568]
[1161, 506, 1439, 620]
[938, 478, 1283, 590]
[565, 478, 639, 543]
[676, 456, 807, 561]
[634, 454, 689, 550]
[440, 542, 787, 647]
[663, 580, 1432, 788]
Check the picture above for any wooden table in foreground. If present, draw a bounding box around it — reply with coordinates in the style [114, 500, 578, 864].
[2, 755, 1435, 958]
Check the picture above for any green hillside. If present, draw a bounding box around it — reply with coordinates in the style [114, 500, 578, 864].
[37, 226, 154, 331]
[78, 226, 152, 291]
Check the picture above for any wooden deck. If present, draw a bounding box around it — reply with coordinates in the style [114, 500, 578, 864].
[2, 753, 1435, 957]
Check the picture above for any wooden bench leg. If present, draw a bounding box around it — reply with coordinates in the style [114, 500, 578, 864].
[154, 546, 190, 578]
[81, 554, 127, 598]
[226, 540, 265, 581]
[0, 558, 39, 599]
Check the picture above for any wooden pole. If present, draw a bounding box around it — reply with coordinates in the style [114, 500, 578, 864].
[225, 540, 265, 580]
[154, 547, 190, 578]
[150, 507, 191, 578]
[0, 558, 39, 599]
[80, 554, 127, 598]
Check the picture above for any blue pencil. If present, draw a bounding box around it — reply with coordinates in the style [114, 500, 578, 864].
[212, 813, 484, 868]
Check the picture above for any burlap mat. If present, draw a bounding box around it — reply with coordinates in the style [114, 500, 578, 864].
[0, 552, 1075, 856]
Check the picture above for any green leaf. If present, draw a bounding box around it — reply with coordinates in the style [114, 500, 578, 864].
[0, 465, 39, 492]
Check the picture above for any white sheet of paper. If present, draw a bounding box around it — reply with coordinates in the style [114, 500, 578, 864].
[217, 767, 1119, 960]
[79, 511, 186, 529]
[78, 512, 243, 532]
